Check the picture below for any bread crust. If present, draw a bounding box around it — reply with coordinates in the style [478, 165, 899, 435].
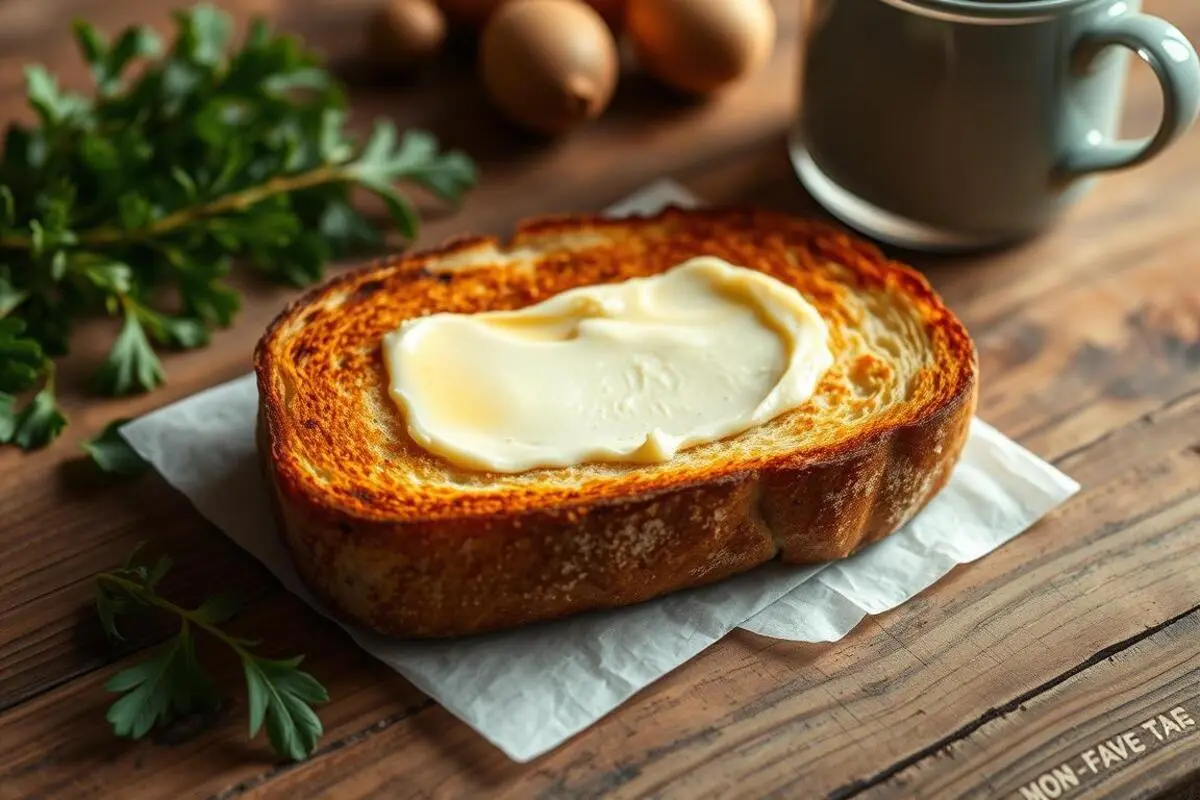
[255, 207, 978, 638]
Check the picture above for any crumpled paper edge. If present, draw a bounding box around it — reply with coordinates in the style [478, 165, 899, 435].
[740, 419, 1080, 639]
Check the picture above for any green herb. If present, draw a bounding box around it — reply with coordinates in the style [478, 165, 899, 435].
[1, 3, 476, 450]
[81, 418, 148, 475]
[97, 544, 328, 761]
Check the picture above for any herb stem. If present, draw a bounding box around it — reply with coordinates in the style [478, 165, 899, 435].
[97, 572, 253, 658]
[0, 164, 346, 250]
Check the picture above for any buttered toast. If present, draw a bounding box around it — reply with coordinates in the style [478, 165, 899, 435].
[254, 207, 977, 638]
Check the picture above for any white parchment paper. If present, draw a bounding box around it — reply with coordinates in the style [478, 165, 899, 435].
[121, 181, 1079, 762]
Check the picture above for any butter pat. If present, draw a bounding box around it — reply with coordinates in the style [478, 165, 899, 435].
[382, 257, 833, 473]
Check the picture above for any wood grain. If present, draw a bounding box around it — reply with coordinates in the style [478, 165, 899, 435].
[0, 0, 1198, 797]
[0, 0, 808, 709]
[864, 608, 1200, 800]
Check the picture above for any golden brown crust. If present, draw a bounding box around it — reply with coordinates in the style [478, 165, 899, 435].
[254, 206, 978, 638]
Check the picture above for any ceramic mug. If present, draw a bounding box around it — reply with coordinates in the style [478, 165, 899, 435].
[789, 0, 1200, 250]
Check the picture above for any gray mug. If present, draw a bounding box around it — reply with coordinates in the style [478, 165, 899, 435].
[789, 0, 1200, 250]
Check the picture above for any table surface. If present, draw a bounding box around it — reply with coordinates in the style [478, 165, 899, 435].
[2, 1, 1199, 798]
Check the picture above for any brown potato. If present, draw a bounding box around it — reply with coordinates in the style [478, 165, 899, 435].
[479, 0, 619, 135]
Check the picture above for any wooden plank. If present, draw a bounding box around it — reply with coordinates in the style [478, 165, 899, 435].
[0, 481, 275, 710]
[0, 595, 432, 800]
[1, 130, 1196, 716]
[1, 0, 1199, 797]
[1, 366, 1195, 799]
[0, 0, 805, 709]
[859, 609, 1200, 800]
[4, 113, 1195, 800]
[204, 391, 1200, 800]
[4, 0, 1197, 710]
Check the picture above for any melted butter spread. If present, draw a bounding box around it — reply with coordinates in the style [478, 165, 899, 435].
[381, 257, 834, 473]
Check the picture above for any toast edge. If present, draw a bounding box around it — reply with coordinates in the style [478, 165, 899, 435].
[252, 204, 980, 638]
[255, 371, 976, 638]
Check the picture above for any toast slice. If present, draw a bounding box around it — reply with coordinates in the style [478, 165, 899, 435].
[254, 207, 978, 638]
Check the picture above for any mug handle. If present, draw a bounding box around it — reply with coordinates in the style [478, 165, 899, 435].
[1058, 13, 1200, 177]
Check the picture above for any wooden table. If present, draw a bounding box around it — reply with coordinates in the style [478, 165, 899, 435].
[3, 1, 1199, 797]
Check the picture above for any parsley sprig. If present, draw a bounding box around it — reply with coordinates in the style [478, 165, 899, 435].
[97, 544, 328, 761]
[0, 4, 476, 451]
[80, 418, 148, 475]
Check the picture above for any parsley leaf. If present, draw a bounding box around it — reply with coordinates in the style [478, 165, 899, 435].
[0, 277, 27, 317]
[24, 65, 90, 124]
[244, 655, 328, 761]
[96, 545, 328, 760]
[348, 124, 476, 206]
[73, 20, 162, 95]
[96, 579, 134, 642]
[0, 318, 44, 393]
[0, 4, 477, 451]
[0, 393, 16, 442]
[94, 311, 164, 395]
[176, 256, 240, 327]
[136, 305, 209, 349]
[81, 418, 148, 475]
[106, 627, 218, 739]
[12, 381, 67, 449]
